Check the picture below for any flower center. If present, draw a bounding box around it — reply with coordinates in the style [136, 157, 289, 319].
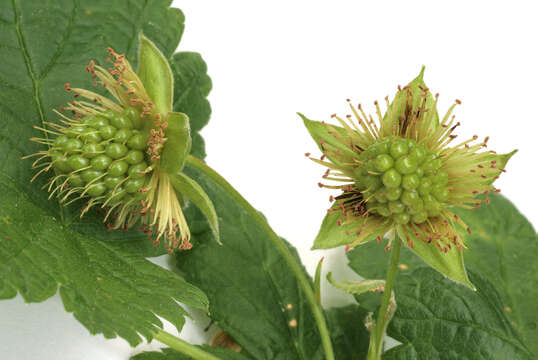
[354, 136, 449, 225]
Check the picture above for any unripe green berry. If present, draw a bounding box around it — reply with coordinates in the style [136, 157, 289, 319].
[51, 152, 71, 173]
[111, 114, 133, 129]
[394, 155, 417, 175]
[108, 160, 129, 176]
[86, 182, 107, 197]
[412, 211, 428, 224]
[418, 178, 432, 196]
[432, 170, 449, 186]
[432, 184, 450, 202]
[82, 143, 103, 159]
[401, 190, 420, 206]
[385, 187, 402, 201]
[99, 125, 117, 140]
[128, 163, 147, 178]
[375, 193, 388, 203]
[68, 174, 85, 187]
[124, 178, 145, 193]
[104, 175, 125, 189]
[81, 169, 104, 183]
[390, 140, 408, 158]
[375, 154, 394, 172]
[123, 107, 143, 130]
[377, 204, 391, 217]
[81, 129, 102, 143]
[402, 174, 420, 190]
[105, 143, 127, 159]
[91, 155, 112, 171]
[114, 128, 132, 143]
[125, 150, 144, 165]
[53, 135, 69, 149]
[67, 155, 89, 171]
[409, 145, 426, 163]
[393, 212, 410, 224]
[382, 169, 402, 188]
[389, 201, 405, 214]
[127, 133, 148, 150]
[66, 125, 86, 138]
[64, 138, 83, 151]
[89, 116, 109, 128]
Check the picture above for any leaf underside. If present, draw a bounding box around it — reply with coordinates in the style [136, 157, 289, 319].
[0, 0, 211, 345]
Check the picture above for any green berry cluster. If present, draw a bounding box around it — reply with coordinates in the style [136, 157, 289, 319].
[354, 137, 449, 225]
[50, 107, 149, 205]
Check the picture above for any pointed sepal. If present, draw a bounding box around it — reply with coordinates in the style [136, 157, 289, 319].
[160, 112, 192, 174]
[170, 172, 220, 244]
[382, 66, 439, 136]
[397, 226, 475, 289]
[138, 33, 174, 116]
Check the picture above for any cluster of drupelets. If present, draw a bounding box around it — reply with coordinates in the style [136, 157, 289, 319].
[31, 107, 150, 219]
[353, 136, 450, 225]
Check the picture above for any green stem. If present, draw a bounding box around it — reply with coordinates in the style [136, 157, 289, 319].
[153, 330, 221, 360]
[368, 233, 402, 360]
[186, 155, 335, 360]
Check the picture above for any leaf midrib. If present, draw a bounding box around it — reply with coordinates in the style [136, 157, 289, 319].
[11, 0, 66, 224]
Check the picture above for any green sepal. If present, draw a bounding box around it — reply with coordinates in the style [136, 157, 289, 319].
[161, 112, 192, 174]
[327, 273, 385, 296]
[481, 149, 517, 185]
[312, 201, 386, 250]
[382, 66, 439, 136]
[170, 172, 220, 244]
[299, 112, 356, 165]
[137, 33, 174, 116]
[312, 203, 357, 249]
[396, 225, 475, 289]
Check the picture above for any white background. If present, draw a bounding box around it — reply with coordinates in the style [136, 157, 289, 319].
[2, 1, 537, 359]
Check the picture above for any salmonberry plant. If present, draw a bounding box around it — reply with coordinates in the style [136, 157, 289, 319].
[0, 2, 536, 360]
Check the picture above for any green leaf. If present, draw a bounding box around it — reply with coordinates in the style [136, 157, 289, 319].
[325, 305, 370, 360]
[382, 268, 532, 360]
[171, 52, 212, 160]
[170, 172, 219, 244]
[161, 112, 192, 174]
[0, 175, 208, 346]
[132, 347, 250, 360]
[175, 163, 325, 360]
[347, 240, 426, 280]
[453, 194, 538, 354]
[138, 33, 174, 116]
[0, 0, 209, 344]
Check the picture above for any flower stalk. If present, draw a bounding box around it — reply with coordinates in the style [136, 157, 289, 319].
[367, 233, 402, 360]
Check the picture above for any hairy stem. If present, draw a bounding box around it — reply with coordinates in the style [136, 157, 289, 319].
[368, 233, 402, 360]
[186, 155, 335, 360]
[153, 330, 221, 360]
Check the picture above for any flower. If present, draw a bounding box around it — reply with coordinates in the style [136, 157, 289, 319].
[301, 67, 515, 286]
[26, 36, 217, 252]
